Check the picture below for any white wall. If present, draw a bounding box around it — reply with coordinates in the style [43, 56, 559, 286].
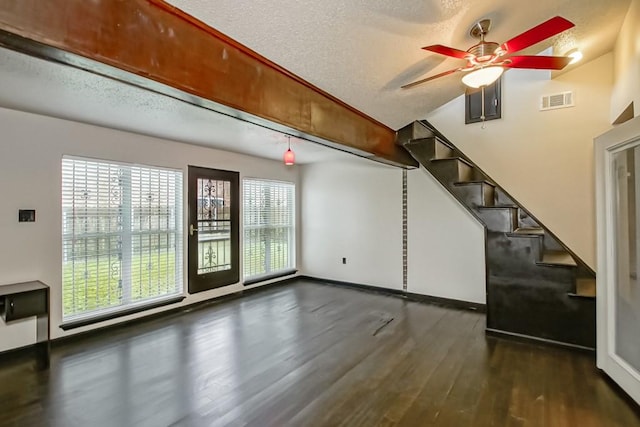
[426, 53, 614, 269]
[612, 0, 640, 121]
[300, 158, 404, 289]
[300, 158, 485, 303]
[407, 168, 486, 304]
[0, 107, 300, 352]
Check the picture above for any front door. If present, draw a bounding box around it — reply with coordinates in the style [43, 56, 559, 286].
[596, 117, 640, 405]
[188, 166, 239, 293]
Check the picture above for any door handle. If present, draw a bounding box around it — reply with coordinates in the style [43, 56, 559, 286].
[190, 224, 198, 236]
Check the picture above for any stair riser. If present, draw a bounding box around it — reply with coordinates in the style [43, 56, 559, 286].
[496, 189, 542, 229]
[488, 260, 575, 284]
[397, 122, 435, 145]
[475, 208, 518, 232]
[487, 233, 573, 282]
[495, 188, 516, 206]
[436, 143, 454, 159]
[459, 163, 474, 181]
[542, 234, 564, 252]
[518, 210, 539, 229]
[453, 183, 494, 207]
[427, 160, 461, 184]
[484, 185, 495, 207]
[404, 139, 437, 164]
[495, 190, 564, 251]
[405, 138, 454, 163]
[493, 234, 544, 264]
[488, 262, 575, 284]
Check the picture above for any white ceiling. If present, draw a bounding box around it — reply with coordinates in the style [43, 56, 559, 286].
[0, 0, 632, 164]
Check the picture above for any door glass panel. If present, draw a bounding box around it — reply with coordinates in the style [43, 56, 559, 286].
[613, 144, 640, 373]
[188, 166, 238, 294]
[197, 178, 232, 275]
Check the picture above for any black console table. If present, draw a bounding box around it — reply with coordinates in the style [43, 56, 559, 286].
[0, 281, 50, 369]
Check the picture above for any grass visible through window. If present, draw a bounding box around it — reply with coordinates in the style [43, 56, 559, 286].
[63, 251, 178, 317]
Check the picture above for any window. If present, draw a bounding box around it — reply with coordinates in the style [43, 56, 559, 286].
[62, 157, 183, 322]
[465, 78, 501, 124]
[243, 179, 295, 281]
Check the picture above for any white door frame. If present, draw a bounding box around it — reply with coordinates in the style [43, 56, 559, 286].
[595, 114, 640, 404]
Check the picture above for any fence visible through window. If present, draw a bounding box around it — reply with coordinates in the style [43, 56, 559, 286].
[243, 179, 295, 280]
[196, 178, 232, 275]
[62, 157, 183, 320]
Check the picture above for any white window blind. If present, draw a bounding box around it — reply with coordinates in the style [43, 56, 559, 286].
[62, 157, 183, 321]
[243, 179, 295, 279]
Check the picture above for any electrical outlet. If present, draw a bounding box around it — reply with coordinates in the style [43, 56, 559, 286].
[342, 257, 346, 264]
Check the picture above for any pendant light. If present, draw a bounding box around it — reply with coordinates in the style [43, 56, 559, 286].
[283, 135, 295, 166]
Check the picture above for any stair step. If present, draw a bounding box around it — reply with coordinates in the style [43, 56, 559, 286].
[428, 156, 475, 182]
[431, 157, 474, 168]
[404, 137, 455, 162]
[452, 180, 496, 207]
[538, 251, 577, 267]
[407, 137, 455, 152]
[511, 227, 544, 236]
[397, 122, 434, 144]
[453, 180, 495, 187]
[478, 205, 517, 210]
[572, 278, 596, 298]
[476, 206, 518, 232]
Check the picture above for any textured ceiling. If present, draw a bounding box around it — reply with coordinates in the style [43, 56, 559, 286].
[167, 0, 631, 129]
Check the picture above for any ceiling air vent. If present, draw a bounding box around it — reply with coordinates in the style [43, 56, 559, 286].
[540, 91, 574, 111]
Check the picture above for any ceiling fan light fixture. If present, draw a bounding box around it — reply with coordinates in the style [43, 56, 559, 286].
[461, 66, 504, 88]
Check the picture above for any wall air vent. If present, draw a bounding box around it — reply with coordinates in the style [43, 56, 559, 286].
[540, 91, 574, 111]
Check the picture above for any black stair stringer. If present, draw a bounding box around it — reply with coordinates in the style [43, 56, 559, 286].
[399, 120, 596, 350]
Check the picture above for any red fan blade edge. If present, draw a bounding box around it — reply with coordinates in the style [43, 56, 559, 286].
[422, 44, 469, 59]
[501, 16, 574, 54]
[504, 55, 571, 70]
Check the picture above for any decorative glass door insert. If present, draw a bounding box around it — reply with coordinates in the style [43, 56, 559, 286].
[188, 167, 239, 293]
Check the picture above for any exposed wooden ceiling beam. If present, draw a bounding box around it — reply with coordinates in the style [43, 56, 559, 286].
[0, 0, 416, 167]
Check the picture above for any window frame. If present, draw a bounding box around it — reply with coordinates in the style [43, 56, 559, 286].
[61, 156, 185, 327]
[465, 78, 502, 124]
[242, 178, 296, 284]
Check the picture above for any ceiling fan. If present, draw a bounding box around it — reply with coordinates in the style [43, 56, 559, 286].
[402, 16, 575, 89]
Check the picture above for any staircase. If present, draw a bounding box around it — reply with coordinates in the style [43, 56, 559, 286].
[399, 120, 596, 350]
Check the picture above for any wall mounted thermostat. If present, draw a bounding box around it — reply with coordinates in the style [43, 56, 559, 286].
[18, 209, 36, 222]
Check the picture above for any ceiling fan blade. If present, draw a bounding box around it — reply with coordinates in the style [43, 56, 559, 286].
[500, 16, 574, 54]
[504, 55, 572, 70]
[422, 44, 469, 59]
[401, 68, 461, 89]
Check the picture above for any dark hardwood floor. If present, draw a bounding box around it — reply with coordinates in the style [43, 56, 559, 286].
[1, 279, 638, 426]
